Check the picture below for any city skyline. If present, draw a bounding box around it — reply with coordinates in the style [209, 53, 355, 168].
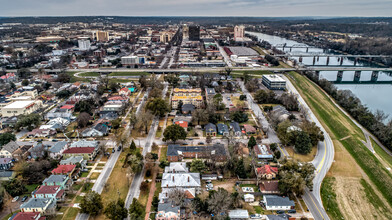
[1, 0, 392, 17]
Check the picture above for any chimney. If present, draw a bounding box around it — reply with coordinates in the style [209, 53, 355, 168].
[172, 176, 175, 182]
[188, 176, 190, 182]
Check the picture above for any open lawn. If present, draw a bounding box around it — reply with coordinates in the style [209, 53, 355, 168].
[285, 146, 317, 162]
[288, 71, 392, 218]
[251, 46, 267, 55]
[159, 146, 167, 162]
[108, 72, 148, 76]
[320, 177, 344, 220]
[90, 172, 100, 179]
[66, 72, 90, 83]
[78, 72, 99, 77]
[372, 137, 392, 168]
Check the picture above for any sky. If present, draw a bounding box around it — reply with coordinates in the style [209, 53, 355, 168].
[1, 0, 391, 17]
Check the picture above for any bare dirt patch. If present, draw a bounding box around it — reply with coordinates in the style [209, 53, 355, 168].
[334, 176, 392, 220]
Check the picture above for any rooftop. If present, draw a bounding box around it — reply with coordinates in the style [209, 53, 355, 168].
[3, 100, 35, 109]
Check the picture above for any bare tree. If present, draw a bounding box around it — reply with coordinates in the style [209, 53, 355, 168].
[207, 188, 232, 218]
[168, 188, 187, 207]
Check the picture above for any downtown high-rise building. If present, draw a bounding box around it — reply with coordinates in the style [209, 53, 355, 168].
[234, 25, 245, 41]
[188, 26, 200, 41]
[78, 39, 91, 51]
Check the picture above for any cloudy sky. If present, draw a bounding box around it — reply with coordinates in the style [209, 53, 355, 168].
[1, 0, 391, 17]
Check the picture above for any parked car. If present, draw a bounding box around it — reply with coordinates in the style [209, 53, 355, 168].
[12, 196, 19, 202]
[112, 149, 115, 153]
[21, 196, 28, 202]
[250, 214, 262, 219]
[276, 210, 285, 214]
[198, 142, 204, 145]
[288, 209, 297, 214]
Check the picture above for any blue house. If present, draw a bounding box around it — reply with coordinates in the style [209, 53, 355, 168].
[217, 123, 229, 136]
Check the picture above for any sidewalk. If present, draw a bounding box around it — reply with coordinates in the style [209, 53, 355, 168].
[144, 146, 162, 220]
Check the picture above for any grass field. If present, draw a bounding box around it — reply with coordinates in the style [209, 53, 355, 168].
[66, 72, 90, 83]
[78, 72, 100, 77]
[288, 71, 392, 212]
[251, 46, 266, 55]
[108, 72, 149, 76]
[320, 177, 344, 220]
[371, 137, 392, 167]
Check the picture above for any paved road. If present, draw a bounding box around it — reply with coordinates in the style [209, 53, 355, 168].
[284, 75, 333, 220]
[215, 39, 233, 67]
[238, 80, 289, 157]
[124, 83, 168, 213]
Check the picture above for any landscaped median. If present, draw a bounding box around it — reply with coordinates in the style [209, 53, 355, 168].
[287, 71, 392, 219]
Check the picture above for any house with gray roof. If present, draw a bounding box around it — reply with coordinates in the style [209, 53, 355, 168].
[167, 144, 228, 162]
[230, 122, 242, 137]
[0, 141, 19, 158]
[60, 156, 86, 169]
[156, 202, 183, 220]
[81, 123, 110, 137]
[0, 158, 12, 170]
[42, 175, 71, 190]
[263, 195, 295, 210]
[20, 198, 56, 214]
[49, 141, 69, 159]
[162, 173, 201, 192]
[228, 209, 249, 219]
[205, 123, 217, 136]
[70, 140, 98, 149]
[164, 162, 189, 173]
[266, 214, 291, 220]
[217, 123, 229, 136]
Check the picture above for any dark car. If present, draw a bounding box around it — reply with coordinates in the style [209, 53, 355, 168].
[21, 196, 28, 202]
[198, 142, 204, 145]
[276, 210, 285, 214]
[288, 209, 296, 214]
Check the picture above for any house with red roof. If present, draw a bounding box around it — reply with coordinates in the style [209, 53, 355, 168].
[256, 165, 278, 180]
[119, 87, 132, 96]
[33, 185, 65, 202]
[51, 164, 77, 179]
[108, 95, 129, 102]
[60, 105, 75, 111]
[9, 212, 46, 220]
[174, 120, 188, 129]
[62, 147, 97, 161]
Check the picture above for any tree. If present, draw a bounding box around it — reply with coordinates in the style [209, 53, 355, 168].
[77, 112, 91, 128]
[190, 159, 207, 173]
[111, 118, 121, 130]
[17, 68, 31, 79]
[235, 159, 247, 178]
[280, 92, 299, 111]
[207, 188, 232, 217]
[177, 100, 183, 110]
[149, 87, 163, 99]
[0, 133, 16, 146]
[276, 120, 293, 145]
[278, 159, 315, 195]
[164, 74, 180, 87]
[4, 179, 27, 197]
[248, 136, 256, 148]
[146, 98, 169, 117]
[213, 94, 224, 110]
[56, 90, 72, 99]
[230, 111, 248, 123]
[224, 67, 232, 76]
[127, 154, 144, 174]
[80, 191, 103, 216]
[192, 109, 208, 125]
[130, 140, 137, 151]
[104, 199, 128, 220]
[75, 100, 93, 114]
[168, 188, 187, 207]
[22, 79, 29, 86]
[254, 89, 277, 104]
[57, 73, 71, 83]
[135, 111, 154, 134]
[300, 120, 324, 146]
[15, 113, 41, 131]
[129, 198, 145, 219]
[163, 124, 187, 143]
[108, 81, 120, 92]
[294, 131, 312, 154]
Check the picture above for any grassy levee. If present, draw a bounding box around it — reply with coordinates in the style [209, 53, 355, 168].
[108, 72, 148, 76]
[360, 178, 392, 218]
[287, 71, 392, 210]
[371, 137, 392, 167]
[78, 72, 100, 77]
[320, 177, 344, 220]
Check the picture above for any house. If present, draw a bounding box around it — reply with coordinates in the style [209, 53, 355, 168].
[171, 88, 203, 109]
[271, 105, 290, 121]
[62, 147, 97, 161]
[243, 124, 256, 135]
[27, 129, 56, 138]
[11, 144, 32, 161]
[100, 112, 118, 120]
[156, 202, 182, 220]
[205, 88, 216, 101]
[167, 144, 227, 162]
[81, 123, 109, 137]
[1, 100, 42, 117]
[164, 162, 189, 173]
[43, 117, 70, 131]
[51, 165, 78, 180]
[158, 188, 195, 203]
[0, 158, 12, 170]
[259, 180, 280, 195]
[257, 165, 278, 179]
[70, 140, 99, 149]
[205, 123, 217, 136]
[244, 194, 255, 202]
[230, 122, 242, 137]
[42, 175, 71, 190]
[228, 209, 249, 220]
[108, 95, 129, 102]
[0, 141, 19, 158]
[254, 145, 274, 160]
[48, 141, 68, 159]
[9, 212, 45, 220]
[173, 116, 192, 124]
[266, 214, 291, 220]
[60, 156, 86, 169]
[28, 143, 46, 159]
[181, 104, 195, 114]
[217, 123, 229, 136]
[263, 195, 295, 210]
[60, 105, 75, 112]
[45, 108, 74, 121]
[161, 173, 201, 192]
[119, 87, 132, 96]
[174, 120, 188, 129]
[20, 198, 56, 214]
[33, 185, 65, 202]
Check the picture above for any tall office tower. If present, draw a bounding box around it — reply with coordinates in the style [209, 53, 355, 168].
[183, 24, 189, 40]
[234, 25, 245, 41]
[96, 31, 109, 42]
[78, 39, 91, 51]
[188, 26, 200, 41]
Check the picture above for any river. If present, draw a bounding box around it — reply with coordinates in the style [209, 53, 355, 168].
[247, 31, 392, 119]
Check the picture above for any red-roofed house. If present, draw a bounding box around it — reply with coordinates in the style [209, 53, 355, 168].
[60, 105, 75, 111]
[0, 72, 16, 82]
[108, 95, 128, 102]
[62, 147, 97, 160]
[243, 124, 256, 135]
[9, 212, 45, 220]
[174, 120, 188, 129]
[119, 87, 132, 96]
[34, 185, 65, 202]
[256, 165, 278, 180]
[51, 164, 76, 177]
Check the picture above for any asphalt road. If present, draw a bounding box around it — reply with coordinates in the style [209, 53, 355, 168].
[238, 80, 289, 156]
[284, 75, 334, 220]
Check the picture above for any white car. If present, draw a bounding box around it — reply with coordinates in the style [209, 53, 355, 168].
[12, 196, 19, 202]
[250, 214, 262, 219]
